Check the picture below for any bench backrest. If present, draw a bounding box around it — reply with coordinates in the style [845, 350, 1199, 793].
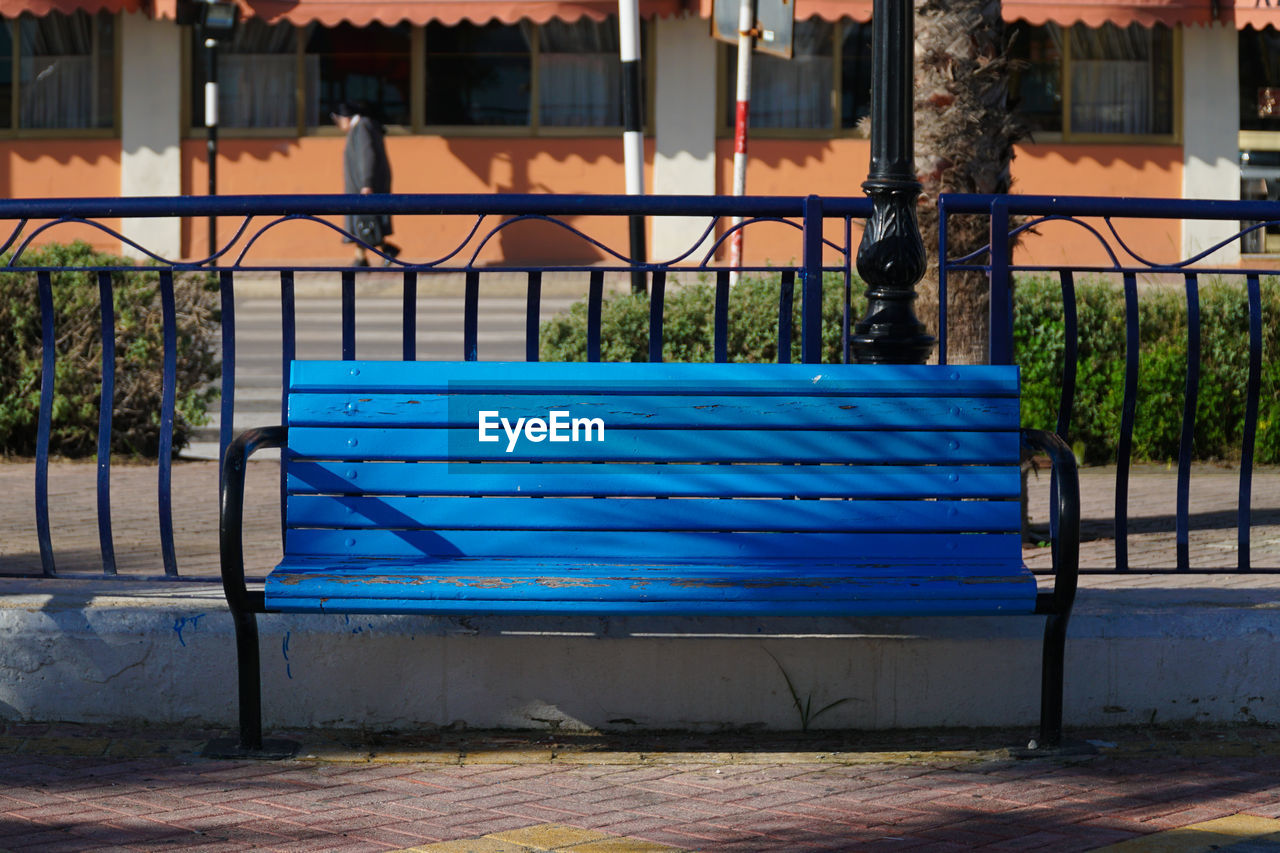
[283, 361, 1023, 564]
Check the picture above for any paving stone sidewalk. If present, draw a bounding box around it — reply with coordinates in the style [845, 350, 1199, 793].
[1, 461, 1279, 851]
[2, 723, 1280, 852]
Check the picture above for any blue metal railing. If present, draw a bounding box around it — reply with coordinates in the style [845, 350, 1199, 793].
[940, 194, 1276, 573]
[1, 192, 869, 580]
[8, 191, 1275, 580]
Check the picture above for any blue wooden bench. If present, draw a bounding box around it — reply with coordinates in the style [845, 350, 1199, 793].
[217, 360, 1079, 756]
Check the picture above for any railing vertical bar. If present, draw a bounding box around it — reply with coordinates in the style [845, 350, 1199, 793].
[157, 270, 179, 577]
[843, 216, 853, 365]
[1239, 274, 1263, 570]
[1176, 273, 1201, 570]
[937, 195, 949, 365]
[280, 270, 296, 536]
[988, 199, 1013, 365]
[464, 270, 479, 361]
[402, 270, 417, 362]
[1115, 272, 1140, 571]
[35, 271, 56, 576]
[95, 271, 117, 575]
[800, 194, 823, 364]
[714, 269, 730, 364]
[526, 270, 542, 362]
[587, 269, 604, 363]
[1049, 269, 1079, 551]
[777, 270, 796, 364]
[218, 270, 236, 494]
[648, 270, 666, 363]
[1056, 270, 1078, 440]
[341, 271, 355, 361]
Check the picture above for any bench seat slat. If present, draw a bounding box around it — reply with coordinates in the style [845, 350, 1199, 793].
[290, 361, 1021, 397]
[285, 495, 1023, 533]
[289, 393, 1019, 431]
[264, 558, 1037, 616]
[285, 529, 1024, 561]
[287, 462, 1023, 499]
[288, 427, 1020, 465]
[265, 596, 1038, 617]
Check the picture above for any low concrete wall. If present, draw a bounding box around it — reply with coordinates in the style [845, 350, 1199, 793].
[0, 579, 1276, 732]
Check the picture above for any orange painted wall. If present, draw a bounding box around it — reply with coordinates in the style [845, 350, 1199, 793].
[1009, 143, 1183, 267]
[0, 140, 122, 253]
[715, 137, 872, 268]
[0, 135, 1184, 270]
[714, 138, 1184, 269]
[182, 135, 644, 266]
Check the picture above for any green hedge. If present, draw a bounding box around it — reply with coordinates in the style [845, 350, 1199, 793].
[540, 274, 863, 365]
[0, 242, 221, 458]
[1015, 275, 1280, 465]
[542, 272, 1279, 465]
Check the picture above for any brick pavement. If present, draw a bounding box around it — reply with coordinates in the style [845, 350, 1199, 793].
[2, 723, 1280, 851]
[2, 461, 1280, 850]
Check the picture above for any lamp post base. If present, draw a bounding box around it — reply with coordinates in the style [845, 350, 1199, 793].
[852, 179, 935, 365]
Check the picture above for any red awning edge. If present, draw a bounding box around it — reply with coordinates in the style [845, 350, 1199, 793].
[18, 0, 1254, 33]
[0, 0, 141, 16]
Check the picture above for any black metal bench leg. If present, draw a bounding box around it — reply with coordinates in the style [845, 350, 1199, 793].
[233, 609, 264, 753]
[1038, 612, 1069, 748]
[203, 607, 298, 760]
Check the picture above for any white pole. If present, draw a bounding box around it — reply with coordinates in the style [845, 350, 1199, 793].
[619, 0, 646, 291]
[729, 0, 754, 284]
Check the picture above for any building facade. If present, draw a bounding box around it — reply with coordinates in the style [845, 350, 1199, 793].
[0, 0, 1275, 267]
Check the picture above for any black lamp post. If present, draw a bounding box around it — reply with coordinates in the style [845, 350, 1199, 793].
[850, 0, 935, 364]
[197, 0, 239, 264]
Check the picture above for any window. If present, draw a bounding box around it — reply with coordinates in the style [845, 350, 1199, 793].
[192, 19, 299, 129]
[538, 19, 622, 127]
[191, 17, 645, 133]
[1009, 22, 1176, 139]
[307, 22, 411, 126]
[1240, 26, 1280, 134]
[424, 17, 631, 129]
[0, 11, 114, 131]
[425, 21, 530, 126]
[193, 20, 414, 129]
[722, 19, 871, 133]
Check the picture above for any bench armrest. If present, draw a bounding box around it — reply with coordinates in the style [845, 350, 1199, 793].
[219, 425, 287, 614]
[1021, 428, 1080, 616]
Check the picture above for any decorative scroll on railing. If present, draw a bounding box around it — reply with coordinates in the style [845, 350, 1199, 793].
[940, 194, 1276, 573]
[0, 193, 869, 580]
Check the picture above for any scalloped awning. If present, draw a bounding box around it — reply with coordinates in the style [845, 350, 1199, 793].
[0, 0, 140, 15]
[1001, 0, 1213, 26]
[32, 0, 1255, 32]
[228, 0, 685, 26]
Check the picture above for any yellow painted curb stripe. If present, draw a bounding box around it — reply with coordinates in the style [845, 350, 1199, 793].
[1091, 814, 1280, 852]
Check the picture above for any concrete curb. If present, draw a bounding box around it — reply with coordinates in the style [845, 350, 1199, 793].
[2, 578, 1277, 732]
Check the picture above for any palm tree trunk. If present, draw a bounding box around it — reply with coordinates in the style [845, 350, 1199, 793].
[914, 0, 1023, 365]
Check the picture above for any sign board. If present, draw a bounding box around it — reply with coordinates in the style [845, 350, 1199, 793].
[711, 0, 795, 59]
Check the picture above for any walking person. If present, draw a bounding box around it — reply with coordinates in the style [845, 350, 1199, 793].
[333, 101, 400, 266]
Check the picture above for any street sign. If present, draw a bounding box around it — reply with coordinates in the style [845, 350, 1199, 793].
[711, 0, 794, 59]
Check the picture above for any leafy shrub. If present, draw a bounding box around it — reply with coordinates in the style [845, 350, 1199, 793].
[0, 242, 221, 458]
[543, 270, 1279, 465]
[1015, 275, 1280, 464]
[540, 273, 865, 364]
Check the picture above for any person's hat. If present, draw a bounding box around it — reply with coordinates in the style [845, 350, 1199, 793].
[331, 101, 358, 119]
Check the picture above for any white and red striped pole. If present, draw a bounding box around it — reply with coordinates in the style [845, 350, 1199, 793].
[619, 0, 646, 293]
[728, 0, 755, 283]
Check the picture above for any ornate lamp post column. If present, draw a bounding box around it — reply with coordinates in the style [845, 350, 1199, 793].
[850, 0, 935, 364]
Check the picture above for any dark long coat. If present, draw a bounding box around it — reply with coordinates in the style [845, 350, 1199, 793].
[343, 116, 393, 241]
